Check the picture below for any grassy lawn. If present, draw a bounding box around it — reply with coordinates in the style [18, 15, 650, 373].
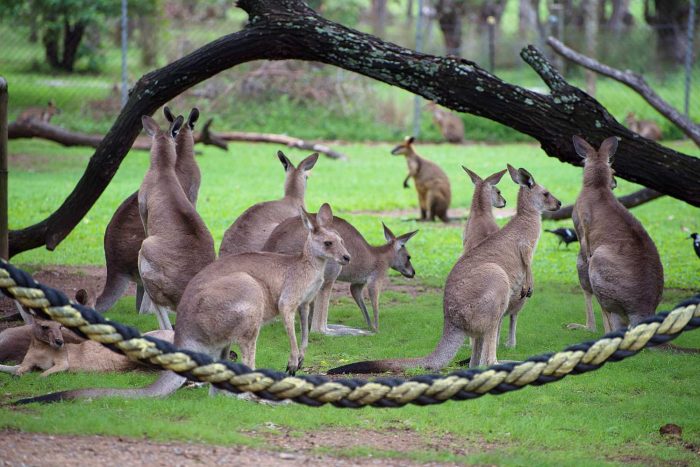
[2, 139, 699, 464]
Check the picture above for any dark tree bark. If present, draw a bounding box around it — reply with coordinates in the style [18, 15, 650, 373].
[645, 0, 698, 66]
[61, 20, 86, 72]
[8, 0, 700, 258]
[435, 0, 465, 56]
[542, 188, 663, 220]
[42, 21, 61, 70]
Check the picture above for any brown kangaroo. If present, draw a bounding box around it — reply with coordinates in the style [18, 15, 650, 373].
[0, 320, 82, 364]
[426, 102, 465, 143]
[391, 137, 452, 222]
[94, 107, 202, 313]
[264, 216, 418, 335]
[0, 320, 172, 377]
[329, 165, 560, 374]
[137, 115, 216, 330]
[625, 112, 662, 141]
[17, 100, 61, 123]
[42, 205, 350, 400]
[219, 151, 319, 256]
[568, 136, 663, 332]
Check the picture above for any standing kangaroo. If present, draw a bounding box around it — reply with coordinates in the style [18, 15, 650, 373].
[426, 102, 465, 143]
[391, 137, 451, 222]
[264, 216, 418, 335]
[17, 100, 61, 123]
[329, 165, 560, 374]
[568, 136, 663, 332]
[625, 112, 662, 141]
[39, 205, 350, 401]
[137, 115, 215, 330]
[219, 151, 319, 256]
[95, 107, 201, 313]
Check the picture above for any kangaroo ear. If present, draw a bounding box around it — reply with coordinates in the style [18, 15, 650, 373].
[406, 136, 415, 145]
[188, 108, 200, 130]
[278, 151, 294, 172]
[74, 289, 88, 306]
[572, 135, 595, 160]
[163, 106, 175, 123]
[382, 222, 395, 242]
[461, 166, 482, 185]
[317, 203, 333, 227]
[299, 153, 319, 172]
[599, 136, 618, 164]
[299, 207, 315, 232]
[170, 115, 184, 138]
[142, 115, 160, 137]
[485, 168, 507, 185]
[396, 229, 419, 245]
[508, 164, 535, 188]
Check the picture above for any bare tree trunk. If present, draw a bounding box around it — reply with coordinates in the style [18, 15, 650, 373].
[584, 0, 598, 96]
[8, 0, 700, 257]
[608, 0, 632, 32]
[137, 16, 158, 68]
[542, 188, 663, 220]
[61, 20, 86, 72]
[645, 0, 697, 66]
[371, 0, 388, 37]
[435, 0, 464, 56]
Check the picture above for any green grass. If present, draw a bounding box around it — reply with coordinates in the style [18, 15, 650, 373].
[2, 139, 700, 463]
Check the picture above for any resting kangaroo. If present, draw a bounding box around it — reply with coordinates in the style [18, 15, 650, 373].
[568, 136, 663, 332]
[426, 102, 465, 143]
[391, 137, 451, 222]
[0, 320, 82, 364]
[219, 151, 318, 256]
[137, 115, 215, 330]
[264, 216, 417, 335]
[0, 320, 173, 376]
[17, 100, 60, 123]
[95, 107, 202, 313]
[33, 205, 350, 401]
[329, 165, 560, 374]
[625, 112, 662, 141]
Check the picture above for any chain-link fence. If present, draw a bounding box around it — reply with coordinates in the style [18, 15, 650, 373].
[0, 0, 697, 143]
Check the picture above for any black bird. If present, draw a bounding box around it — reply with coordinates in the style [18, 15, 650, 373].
[690, 233, 700, 259]
[545, 227, 578, 248]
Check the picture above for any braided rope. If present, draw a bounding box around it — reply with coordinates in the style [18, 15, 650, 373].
[1, 260, 698, 407]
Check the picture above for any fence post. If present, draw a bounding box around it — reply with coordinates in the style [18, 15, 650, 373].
[412, 0, 425, 138]
[0, 77, 8, 260]
[684, 0, 696, 118]
[121, 0, 129, 108]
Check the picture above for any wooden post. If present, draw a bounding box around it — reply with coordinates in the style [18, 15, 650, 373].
[0, 77, 8, 260]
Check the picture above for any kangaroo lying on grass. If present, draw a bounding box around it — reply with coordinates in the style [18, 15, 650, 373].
[625, 112, 662, 141]
[219, 151, 319, 257]
[31, 205, 350, 401]
[426, 102, 465, 144]
[264, 215, 417, 335]
[391, 137, 452, 222]
[329, 165, 560, 374]
[568, 136, 663, 332]
[0, 320, 82, 364]
[94, 107, 202, 313]
[17, 99, 61, 123]
[137, 114, 216, 330]
[0, 320, 172, 377]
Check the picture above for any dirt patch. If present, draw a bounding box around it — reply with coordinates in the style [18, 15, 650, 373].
[0, 429, 469, 466]
[347, 208, 515, 222]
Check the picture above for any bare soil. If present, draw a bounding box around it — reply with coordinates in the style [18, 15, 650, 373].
[0, 428, 484, 466]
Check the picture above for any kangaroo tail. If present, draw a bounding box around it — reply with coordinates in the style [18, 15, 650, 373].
[94, 271, 131, 313]
[328, 325, 466, 375]
[16, 371, 185, 404]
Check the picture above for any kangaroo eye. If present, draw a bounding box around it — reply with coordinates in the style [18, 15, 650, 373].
[41, 325, 49, 330]
[324, 241, 333, 247]
[543, 192, 550, 197]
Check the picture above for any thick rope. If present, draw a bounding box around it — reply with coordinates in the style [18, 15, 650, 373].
[1, 260, 698, 407]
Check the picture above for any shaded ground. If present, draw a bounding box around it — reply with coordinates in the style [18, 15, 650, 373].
[0, 429, 475, 466]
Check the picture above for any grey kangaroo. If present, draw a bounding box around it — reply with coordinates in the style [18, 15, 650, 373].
[94, 107, 201, 313]
[568, 136, 663, 332]
[391, 137, 452, 222]
[219, 151, 318, 256]
[33, 205, 350, 401]
[329, 165, 560, 374]
[264, 216, 417, 335]
[137, 115, 215, 330]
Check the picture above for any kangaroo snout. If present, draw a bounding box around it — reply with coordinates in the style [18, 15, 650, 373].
[55, 339, 64, 347]
[340, 253, 351, 265]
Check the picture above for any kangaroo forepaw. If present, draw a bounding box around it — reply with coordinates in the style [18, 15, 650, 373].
[525, 287, 533, 298]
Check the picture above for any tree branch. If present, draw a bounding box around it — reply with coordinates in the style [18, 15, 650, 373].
[542, 187, 664, 221]
[547, 36, 700, 147]
[9, 0, 700, 257]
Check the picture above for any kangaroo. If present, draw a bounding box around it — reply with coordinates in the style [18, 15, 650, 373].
[0, 320, 173, 377]
[94, 107, 202, 313]
[567, 136, 663, 332]
[219, 152, 319, 256]
[460, 166, 524, 349]
[137, 115, 216, 330]
[17, 100, 61, 123]
[264, 216, 418, 335]
[0, 320, 82, 364]
[39, 205, 350, 401]
[625, 112, 662, 141]
[328, 165, 560, 374]
[391, 137, 452, 222]
[426, 101, 465, 143]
